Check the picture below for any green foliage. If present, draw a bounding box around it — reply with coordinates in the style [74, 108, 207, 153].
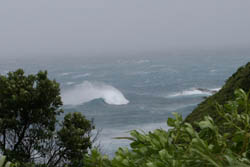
[2, 67, 250, 166]
[0, 69, 94, 166]
[57, 112, 94, 167]
[0, 156, 10, 167]
[0, 155, 18, 167]
[185, 62, 250, 127]
[0, 69, 62, 162]
[84, 89, 250, 167]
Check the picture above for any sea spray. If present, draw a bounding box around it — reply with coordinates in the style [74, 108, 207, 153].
[62, 81, 129, 105]
[167, 87, 221, 98]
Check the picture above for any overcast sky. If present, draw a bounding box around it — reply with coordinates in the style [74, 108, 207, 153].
[0, 0, 250, 56]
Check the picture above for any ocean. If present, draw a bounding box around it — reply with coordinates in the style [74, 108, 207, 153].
[1, 49, 250, 155]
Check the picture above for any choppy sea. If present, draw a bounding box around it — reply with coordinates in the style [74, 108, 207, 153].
[1, 49, 250, 155]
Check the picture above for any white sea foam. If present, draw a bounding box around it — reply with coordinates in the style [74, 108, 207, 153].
[210, 88, 221, 92]
[210, 69, 217, 73]
[167, 87, 221, 98]
[135, 59, 150, 64]
[59, 72, 73, 76]
[127, 71, 151, 76]
[62, 81, 129, 105]
[72, 73, 91, 79]
[66, 82, 75, 85]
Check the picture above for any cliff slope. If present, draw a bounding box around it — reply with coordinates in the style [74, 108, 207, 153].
[185, 62, 250, 124]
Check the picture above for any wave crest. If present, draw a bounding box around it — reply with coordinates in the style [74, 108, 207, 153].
[62, 81, 129, 105]
[167, 87, 220, 98]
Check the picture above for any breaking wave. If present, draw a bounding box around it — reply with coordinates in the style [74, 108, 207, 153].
[167, 87, 221, 98]
[62, 81, 129, 105]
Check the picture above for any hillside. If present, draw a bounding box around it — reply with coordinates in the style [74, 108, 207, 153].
[185, 62, 250, 125]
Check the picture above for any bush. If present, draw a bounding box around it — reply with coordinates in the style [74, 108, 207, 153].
[84, 89, 250, 167]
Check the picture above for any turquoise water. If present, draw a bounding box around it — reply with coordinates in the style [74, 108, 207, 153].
[1, 50, 250, 155]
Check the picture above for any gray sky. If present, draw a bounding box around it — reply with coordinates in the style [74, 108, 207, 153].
[0, 0, 250, 56]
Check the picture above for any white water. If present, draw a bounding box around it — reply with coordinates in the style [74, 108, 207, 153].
[62, 81, 129, 105]
[210, 88, 221, 92]
[167, 87, 221, 98]
[72, 73, 91, 79]
[66, 82, 75, 85]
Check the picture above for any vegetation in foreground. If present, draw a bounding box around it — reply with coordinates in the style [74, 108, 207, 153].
[0, 69, 94, 166]
[84, 89, 250, 167]
[1, 64, 250, 166]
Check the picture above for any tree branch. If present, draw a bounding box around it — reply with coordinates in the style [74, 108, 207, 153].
[13, 123, 28, 151]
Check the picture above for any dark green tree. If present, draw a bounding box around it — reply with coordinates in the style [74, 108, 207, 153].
[0, 69, 94, 166]
[57, 113, 94, 167]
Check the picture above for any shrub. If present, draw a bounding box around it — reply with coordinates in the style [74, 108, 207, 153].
[84, 89, 250, 167]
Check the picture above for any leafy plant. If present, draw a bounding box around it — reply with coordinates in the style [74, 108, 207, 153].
[84, 89, 250, 167]
[0, 155, 13, 167]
